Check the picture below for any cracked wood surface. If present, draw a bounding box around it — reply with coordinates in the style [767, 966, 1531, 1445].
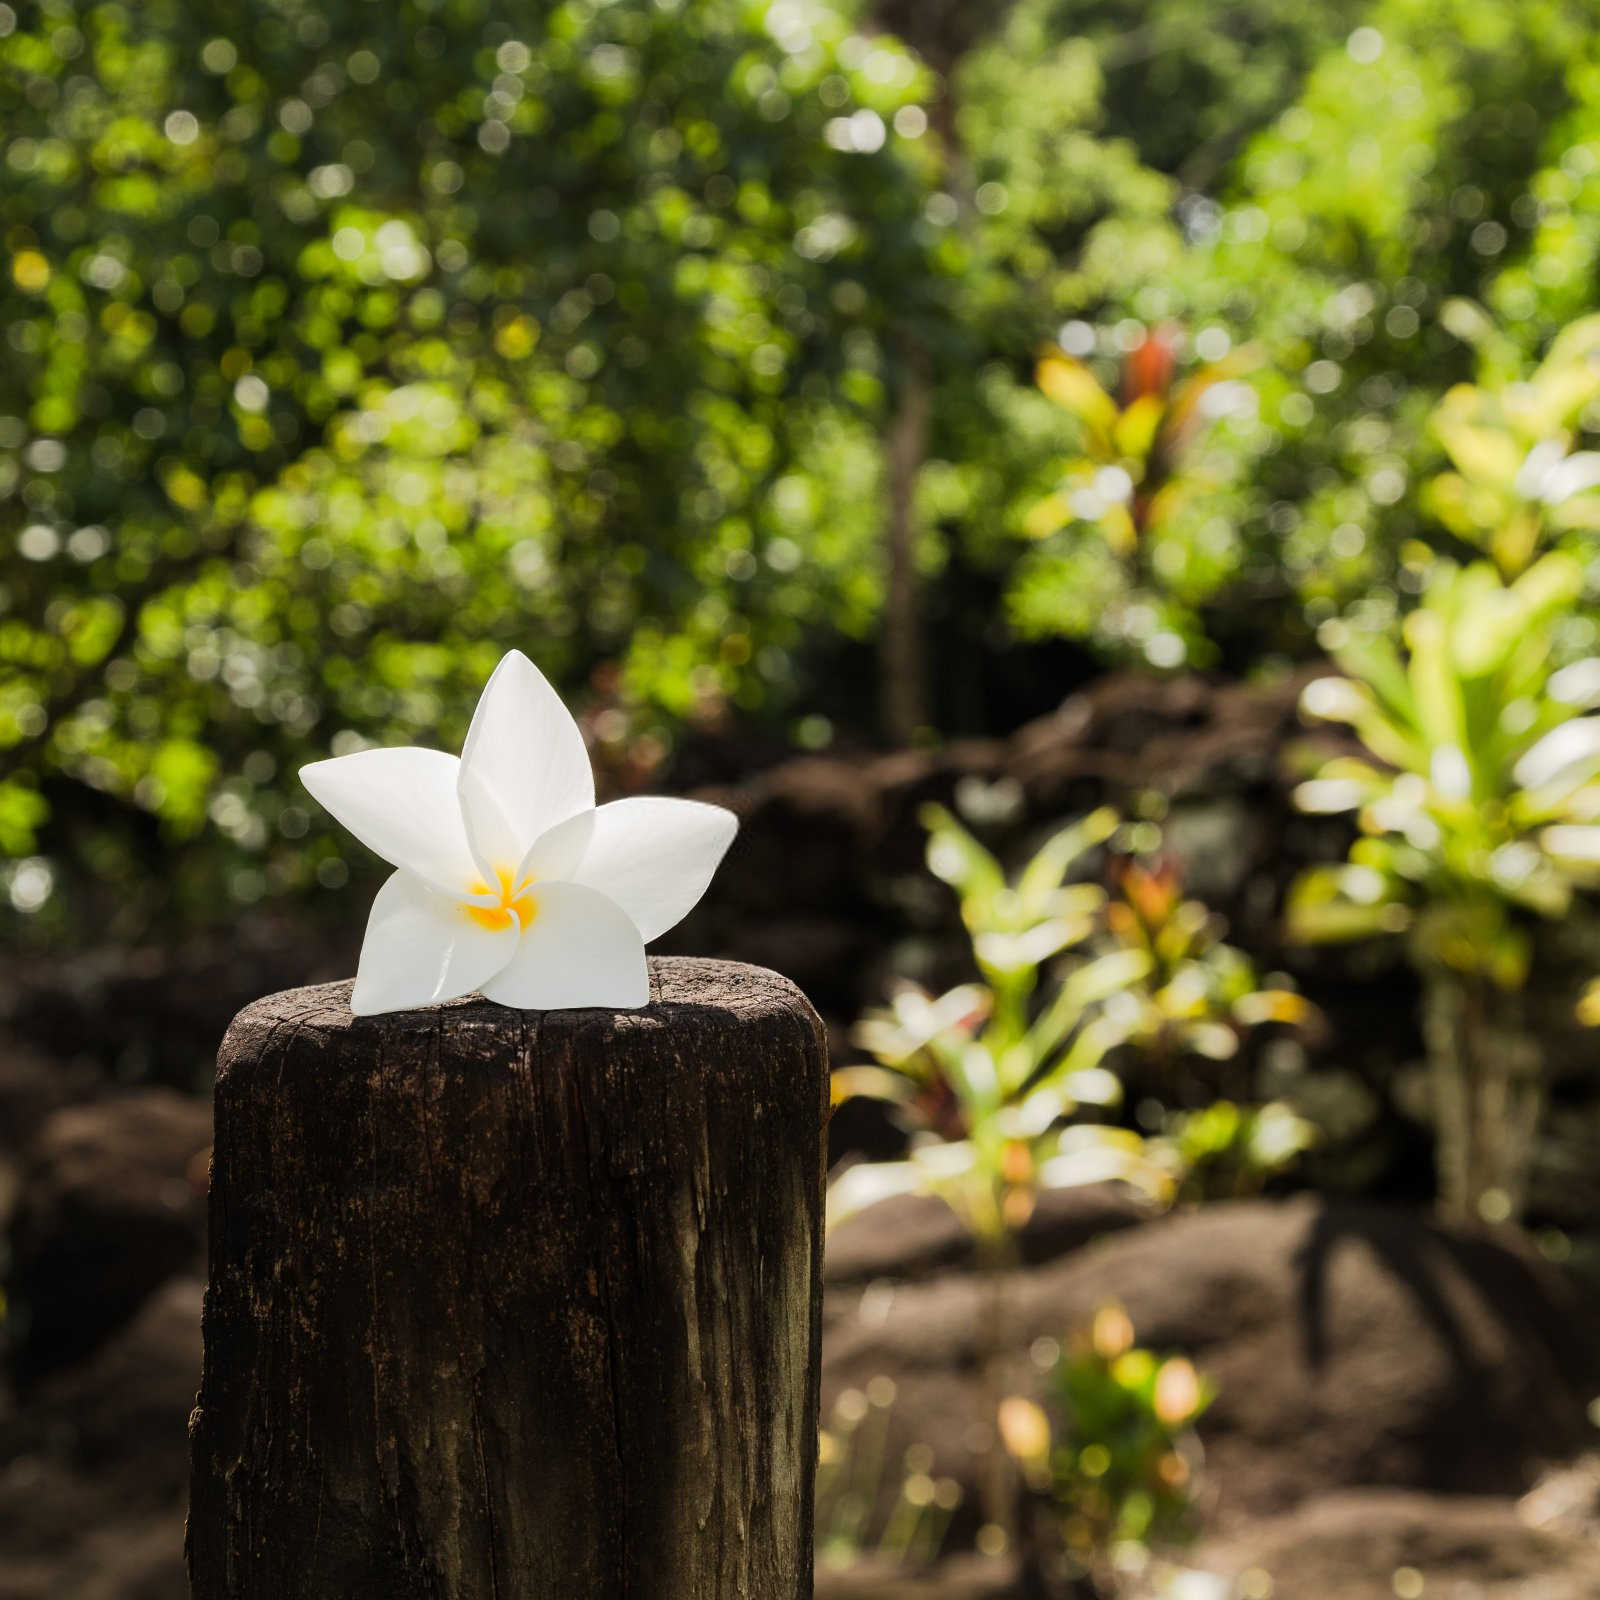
[187, 957, 828, 1599]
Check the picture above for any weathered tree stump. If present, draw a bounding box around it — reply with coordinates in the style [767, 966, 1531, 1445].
[188, 957, 828, 1600]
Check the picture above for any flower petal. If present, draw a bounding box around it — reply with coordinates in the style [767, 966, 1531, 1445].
[301, 748, 481, 897]
[515, 807, 595, 886]
[479, 881, 648, 1010]
[350, 871, 521, 1016]
[566, 797, 738, 943]
[457, 651, 595, 880]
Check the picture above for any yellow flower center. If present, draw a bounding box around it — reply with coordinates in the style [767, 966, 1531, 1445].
[464, 867, 538, 932]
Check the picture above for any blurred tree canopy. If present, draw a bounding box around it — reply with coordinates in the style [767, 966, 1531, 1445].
[7, 0, 1600, 940]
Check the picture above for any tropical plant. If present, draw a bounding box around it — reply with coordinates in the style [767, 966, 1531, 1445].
[1025, 332, 1256, 560]
[1423, 302, 1600, 578]
[1008, 328, 1262, 667]
[999, 1304, 1212, 1580]
[828, 802, 1166, 1246]
[1152, 1099, 1315, 1205]
[1099, 852, 1320, 1089]
[1288, 550, 1600, 1221]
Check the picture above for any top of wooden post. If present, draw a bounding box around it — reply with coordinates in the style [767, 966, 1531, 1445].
[221, 954, 816, 1047]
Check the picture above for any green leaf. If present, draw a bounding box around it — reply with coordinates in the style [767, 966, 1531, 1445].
[1037, 353, 1119, 454]
[0, 782, 49, 856]
[1058, 947, 1155, 1012]
[1015, 807, 1118, 914]
[1404, 607, 1466, 753]
[920, 803, 1006, 908]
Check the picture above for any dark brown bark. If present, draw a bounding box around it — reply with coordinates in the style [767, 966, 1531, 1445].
[881, 343, 933, 746]
[187, 957, 829, 1600]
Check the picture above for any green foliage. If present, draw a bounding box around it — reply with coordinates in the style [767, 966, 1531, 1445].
[816, 1382, 960, 1572]
[1009, 332, 1265, 667]
[15, 0, 1600, 948]
[1153, 1099, 1315, 1204]
[0, 0, 953, 932]
[1423, 303, 1600, 577]
[1002, 1305, 1212, 1564]
[1030, 0, 1600, 661]
[1095, 853, 1318, 1200]
[831, 803, 1166, 1243]
[832, 807, 1324, 1238]
[1288, 549, 1600, 1221]
[1100, 853, 1318, 1065]
[1288, 552, 1600, 988]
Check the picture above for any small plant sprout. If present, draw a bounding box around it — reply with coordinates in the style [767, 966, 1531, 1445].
[1289, 552, 1600, 1220]
[828, 803, 1167, 1243]
[1000, 1304, 1212, 1581]
[300, 650, 737, 1014]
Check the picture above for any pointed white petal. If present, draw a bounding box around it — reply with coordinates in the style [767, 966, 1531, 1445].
[566, 797, 738, 943]
[457, 651, 594, 879]
[479, 882, 648, 1010]
[350, 871, 521, 1016]
[301, 749, 480, 897]
[515, 807, 595, 885]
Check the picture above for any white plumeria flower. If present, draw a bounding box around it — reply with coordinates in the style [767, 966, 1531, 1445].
[300, 651, 738, 1015]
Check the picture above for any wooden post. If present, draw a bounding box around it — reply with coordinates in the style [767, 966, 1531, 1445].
[187, 957, 828, 1600]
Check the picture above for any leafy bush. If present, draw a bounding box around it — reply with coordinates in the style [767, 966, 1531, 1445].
[830, 803, 1164, 1247]
[1099, 852, 1318, 1081]
[1423, 303, 1600, 577]
[1009, 330, 1264, 668]
[1289, 551, 1600, 1217]
[0, 0, 949, 933]
[15, 0, 1600, 955]
[1000, 1304, 1212, 1574]
[832, 807, 1322, 1239]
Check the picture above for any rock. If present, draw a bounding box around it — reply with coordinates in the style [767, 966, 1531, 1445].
[823, 1197, 1600, 1544]
[1516, 1452, 1600, 1536]
[825, 1185, 1153, 1288]
[0, 1038, 100, 1158]
[0, 917, 351, 1094]
[0, 1040, 104, 1242]
[4, 1278, 202, 1494]
[0, 1279, 199, 1596]
[1186, 1489, 1600, 1599]
[6, 1092, 210, 1382]
[0, 1508, 186, 1600]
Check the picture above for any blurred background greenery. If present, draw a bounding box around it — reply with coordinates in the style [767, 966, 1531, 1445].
[17, 6, 1600, 1592]
[7, 0, 1600, 955]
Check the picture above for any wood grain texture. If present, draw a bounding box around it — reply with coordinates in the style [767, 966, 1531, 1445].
[187, 957, 828, 1600]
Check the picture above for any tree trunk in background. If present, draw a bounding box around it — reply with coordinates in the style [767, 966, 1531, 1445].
[881, 344, 933, 746]
[188, 959, 829, 1600]
[867, 0, 1022, 74]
